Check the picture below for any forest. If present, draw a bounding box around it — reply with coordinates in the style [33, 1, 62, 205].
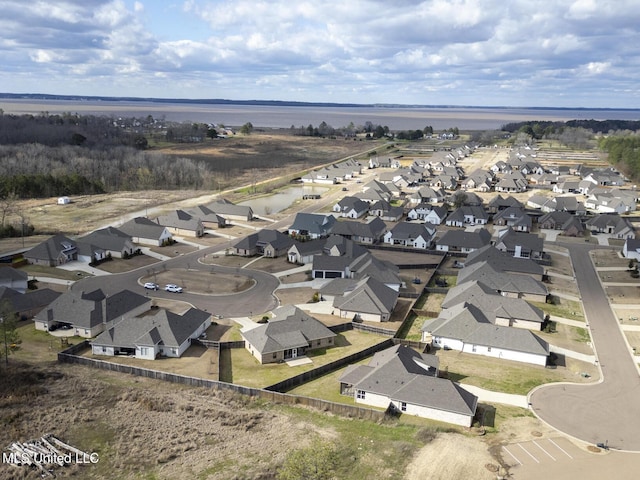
[599, 134, 640, 180]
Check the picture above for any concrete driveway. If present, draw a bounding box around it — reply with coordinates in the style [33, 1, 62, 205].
[529, 243, 640, 451]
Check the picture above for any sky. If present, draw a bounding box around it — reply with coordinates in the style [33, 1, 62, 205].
[1, 0, 639, 108]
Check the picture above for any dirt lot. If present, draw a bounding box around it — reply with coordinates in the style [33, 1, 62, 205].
[606, 285, 640, 304]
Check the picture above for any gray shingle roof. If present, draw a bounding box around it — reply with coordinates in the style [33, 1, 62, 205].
[92, 307, 210, 349]
[241, 305, 336, 355]
[340, 344, 476, 415]
[331, 276, 399, 315]
[465, 245, 544, 276]
[34, 288, 150, 330]
[119, 217, 170, 240]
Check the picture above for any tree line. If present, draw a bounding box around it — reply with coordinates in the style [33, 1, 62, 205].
[599, 133, 640, 180]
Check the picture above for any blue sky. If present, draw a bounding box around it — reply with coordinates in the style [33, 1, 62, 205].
[1, 0, 639, 108]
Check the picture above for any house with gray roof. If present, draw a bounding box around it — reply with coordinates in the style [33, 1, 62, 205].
[206, 198, 254, 221]
[421, 303, 549, 366]
[34, 289, 151, 338]
[464, 245, 544, 280]
[623, 238, 640, 261]
[80, 227, 137, 259]
[91, 307, 210, 360]
[435, 228, 492, 253]
[494, 228, 544, 259]
[367, 200, 404, 221]
[321, 276, 399, 322]
[407, 186, 446, 205]
[233, 229, 294, 257]
[457, 261, 548, 302]
[332, 196, 370, 219]
[445, 206, 489, 227]
[288, 213, 336, 239]
[286, 238, 326, 264]
[24, 234, 78, 267]
[585, 214, 635, 239]
[310, 236, 402, 290]
[155, 210, 204, 237]
[331, 217, 387, 244]
[0, 267, 28, 293]
[492, 207, 532, 232]
[487, 195, 523, 214]
[538, 211, 584, 237]
[186, 205, 227, 229]
[339, 344, 477, 426]
[407, 204, 447, 223]
[119, 216, 173, 246]
[241, 305, 337, 364]
[442, 280, 545, 330]
[383, 222, 436, 249]
[0, 286, 60, 320]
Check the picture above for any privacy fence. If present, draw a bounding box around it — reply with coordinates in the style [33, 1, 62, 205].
[58, 343, 388, 422]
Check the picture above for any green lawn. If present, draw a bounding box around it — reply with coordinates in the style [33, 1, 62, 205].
[225, 330, 385, 388]
[20, 264, 92, 281]
[531, 298, 585, 321]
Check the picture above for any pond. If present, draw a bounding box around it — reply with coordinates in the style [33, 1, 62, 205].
[238, 185, 330, 215]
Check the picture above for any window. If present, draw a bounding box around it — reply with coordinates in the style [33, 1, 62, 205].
[273, 353, 277, 359]
[328, 338, 332, 344]
[401, 402, 407, 412]
[356, 390, 366, 400]
[472, 345, 477, 352]
[317, 340, 321, 346]
[487, 347, 492, 352]
[140, 347, 148, 356]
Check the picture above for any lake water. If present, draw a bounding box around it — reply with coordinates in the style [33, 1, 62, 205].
[238, 185, 329, 215]
[1, 98, 639, 131]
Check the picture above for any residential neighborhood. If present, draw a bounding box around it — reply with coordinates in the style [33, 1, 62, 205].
[5, 138, 640, 480]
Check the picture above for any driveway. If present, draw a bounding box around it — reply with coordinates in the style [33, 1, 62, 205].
[529, 243, 640, 451]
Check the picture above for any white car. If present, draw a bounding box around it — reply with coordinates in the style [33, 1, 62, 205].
[144, 282, 159, 290]
[165, 284, 183, 293]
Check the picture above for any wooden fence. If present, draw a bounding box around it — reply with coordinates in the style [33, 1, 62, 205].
[352, 322, 396, 337]
[264, 339, 394, 392]
[57, 346, 388, 422]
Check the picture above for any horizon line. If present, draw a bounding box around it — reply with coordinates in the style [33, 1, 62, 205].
[1, 92, 639, 112]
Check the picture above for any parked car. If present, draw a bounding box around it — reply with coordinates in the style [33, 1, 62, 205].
[165, 284, 183, 293]
[144, 282, 159, 290]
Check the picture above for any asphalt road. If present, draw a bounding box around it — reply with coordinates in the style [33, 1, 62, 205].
[71, 239, 280, 317]
[70, 170, 379, 316]
[529, 243, 640, 452]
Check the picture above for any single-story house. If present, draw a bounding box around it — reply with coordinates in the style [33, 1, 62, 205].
[91, 308, 211, 360]
[241, 305, 337, 364]
[435, 228, 492, 253]
[79, 227, 137, 259]
[155, 210, 204, 237]
[383, 222, 436, 249]
[233, 229, 294, 257]
[118, 217, 174, 247]
[24, 234, 78, 267]
[339, 344, 478, 427]
[421, 303, 549, 366]
[321, 276, 399, 322]
[288, 213, 336, 239]
[34, 289, 151, 338]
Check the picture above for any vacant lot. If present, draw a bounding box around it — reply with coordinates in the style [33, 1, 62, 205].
[6, 132, 379, 240]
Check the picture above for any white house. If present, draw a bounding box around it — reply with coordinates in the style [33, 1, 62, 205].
[339, 344, 478, 427]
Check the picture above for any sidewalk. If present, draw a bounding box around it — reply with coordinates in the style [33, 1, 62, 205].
[457, 384, 529, 408]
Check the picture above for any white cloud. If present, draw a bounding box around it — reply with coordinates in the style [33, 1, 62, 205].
[0, 0, 638, 106]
